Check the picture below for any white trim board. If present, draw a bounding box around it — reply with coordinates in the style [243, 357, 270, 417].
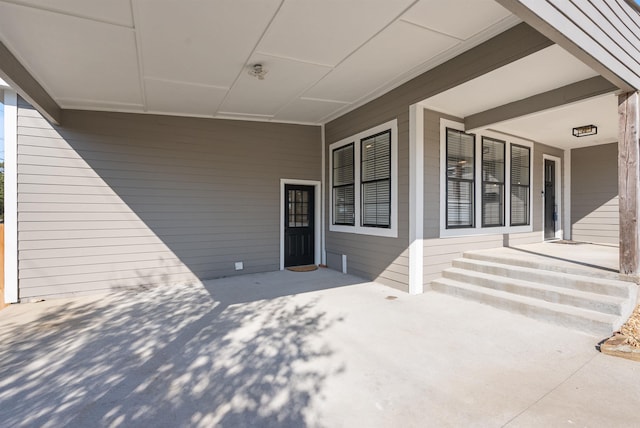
[279, 179, 322, 271]
[409, 104, 424, 294]
[321, 124, 327, 266]
[542, 154, 563, 240]
[563, 149, 571, 240]
[3, 90, 18, 303]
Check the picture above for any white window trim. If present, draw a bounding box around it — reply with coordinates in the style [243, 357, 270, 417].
[329, 119, 398, 238]
[439, 119, 533, 238]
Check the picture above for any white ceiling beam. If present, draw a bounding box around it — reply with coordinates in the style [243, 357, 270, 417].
[465, 75, 618, 131]
[0, 40, 61, 124]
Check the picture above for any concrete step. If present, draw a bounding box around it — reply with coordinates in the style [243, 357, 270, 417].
[431, 277, 620, 336]
[452, 258, 635, 299]
[462, 250, 635, 283]
[442, 267, 628, 316]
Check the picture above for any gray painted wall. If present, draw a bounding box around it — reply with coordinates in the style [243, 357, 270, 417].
[571, 143, 619, 245]
[422, 108, 563, 284]
[324, 108, 409, 292]
[17, 98, 321, 300]
[321, 24, 552, 293]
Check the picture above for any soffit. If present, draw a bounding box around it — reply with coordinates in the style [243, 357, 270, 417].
[492, 94, 618, 150]
[419, 43, 619, 150]
[0, 0, 519, 124]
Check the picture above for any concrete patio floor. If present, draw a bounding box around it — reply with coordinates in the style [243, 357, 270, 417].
[0, 268, 638, 427]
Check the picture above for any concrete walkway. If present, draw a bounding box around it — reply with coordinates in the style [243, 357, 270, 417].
[0, 268, 638, 427]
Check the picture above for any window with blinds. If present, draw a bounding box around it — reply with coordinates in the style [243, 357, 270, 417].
[332, 143, 355, 225]
[510, 144, 530, 226]
[361, 131, 391, 227]
[446, 128, 475, 228]
[481, 137, 505, 227]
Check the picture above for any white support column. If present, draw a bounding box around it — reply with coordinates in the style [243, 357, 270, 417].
[409, 104, 424, 294]
[563, 149, 571, 240]
[321, 124, 327, 266]
[4, 89, 18, 303]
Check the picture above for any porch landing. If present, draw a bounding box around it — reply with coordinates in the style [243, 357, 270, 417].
[473, 242, 624, 281]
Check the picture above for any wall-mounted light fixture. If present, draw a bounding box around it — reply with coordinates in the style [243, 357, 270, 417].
[572, 124, 597, 137]
[248, 63, 268, 80]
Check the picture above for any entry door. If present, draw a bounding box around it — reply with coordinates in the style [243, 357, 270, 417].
[544, 159, 556, 240]
[284, 184, 315, 267]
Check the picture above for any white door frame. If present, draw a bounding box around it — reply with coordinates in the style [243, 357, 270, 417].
[280, 179, 322, 270]
[542, 154, 563, 240]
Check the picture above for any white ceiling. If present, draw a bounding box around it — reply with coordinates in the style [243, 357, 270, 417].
[0, 0, 520, 124]
[493, 94, 618, 149]
[421, 45, 600, 118]
[420, 44, 617, 150]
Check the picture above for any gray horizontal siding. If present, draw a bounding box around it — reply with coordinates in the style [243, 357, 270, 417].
[17, 98, 321, 300]
[571, 142, 619, 245]
[324, 107, 410, 292]
[498, 0, 640, 90]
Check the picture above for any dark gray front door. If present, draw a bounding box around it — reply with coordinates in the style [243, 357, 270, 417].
[284, 184, 314, 267]
[544, 159, 556, 240]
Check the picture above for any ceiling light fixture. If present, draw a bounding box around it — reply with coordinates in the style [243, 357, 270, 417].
[248, 63, 268, 80]
[572, 124, 597, 137]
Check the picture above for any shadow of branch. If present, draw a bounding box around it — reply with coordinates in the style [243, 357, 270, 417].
[0, 273, 348, 427]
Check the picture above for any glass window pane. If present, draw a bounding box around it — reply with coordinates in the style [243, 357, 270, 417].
[511, 186, 529, 225]
[362, 180, 390, 227]
[482, 183, 504, 227]
[511, 145, 530, 186]
[333, 185, 354, 225]
[447, 179, 473, 227]
[510, 145, 530, 226]
[447, 129, 474, 180]
[360, 131, 391, 228]
[361, 132, 390, 182]
[333, 144, 354, 186]
[446, 129, 475, 228]
[482, 137, 505, 227]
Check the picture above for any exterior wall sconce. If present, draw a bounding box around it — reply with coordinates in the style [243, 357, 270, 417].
[572, 124, 597, 137]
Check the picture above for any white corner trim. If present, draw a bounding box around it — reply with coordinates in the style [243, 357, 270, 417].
[439, 118, 534, 238]
[328, 119, 398, 238]
[321, 124, 327, 265]
[409, 104, 424, 295]
[563, 149, 571, 240]
[4, 90, 18, 303]
[542, 154, 563, 240]
[279, 179, 322, 270]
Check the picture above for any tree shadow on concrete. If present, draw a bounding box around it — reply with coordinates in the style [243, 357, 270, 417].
[0, 271, 353, 427]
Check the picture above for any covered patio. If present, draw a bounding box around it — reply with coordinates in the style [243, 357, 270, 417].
[1, 267, 639, 427]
